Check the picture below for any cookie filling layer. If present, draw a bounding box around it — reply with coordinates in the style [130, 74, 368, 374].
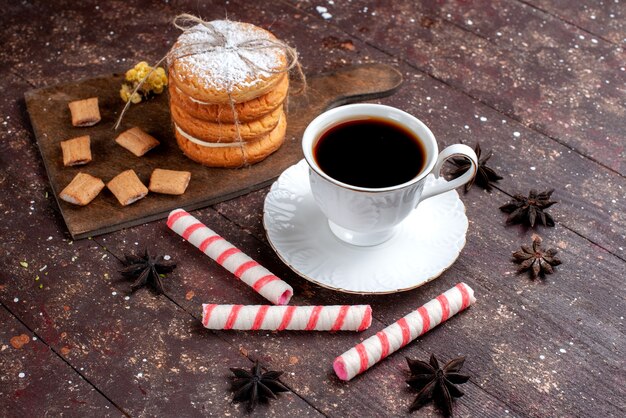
[175, 112, 283, 148]
[175, 124, 246, 147]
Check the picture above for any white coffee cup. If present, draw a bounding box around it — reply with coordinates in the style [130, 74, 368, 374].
[302, 104, 478, 246]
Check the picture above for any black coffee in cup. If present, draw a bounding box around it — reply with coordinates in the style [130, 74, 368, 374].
[313, 118, 426, 188]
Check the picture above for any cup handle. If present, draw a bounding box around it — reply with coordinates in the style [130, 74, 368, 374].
[419, 144, 478, 202]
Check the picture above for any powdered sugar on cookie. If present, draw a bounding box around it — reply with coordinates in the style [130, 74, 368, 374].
[170, 20, 286, 91]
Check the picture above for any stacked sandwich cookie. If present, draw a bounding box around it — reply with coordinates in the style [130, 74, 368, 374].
[168, 20, 290, 168]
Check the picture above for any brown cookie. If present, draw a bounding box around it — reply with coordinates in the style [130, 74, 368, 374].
[59, 172, 105, 206]
[68, 97, 101, 127]
[175, 111, 286, 168]
[107, 169, 148, 206]
[115, 127, 160, 157]
[167, 74, 289, 123]
[60, 135, 91, 166]
[167, 20, 288, 104]
[170, 103, 283, 143]
[149, 169, 191, 195]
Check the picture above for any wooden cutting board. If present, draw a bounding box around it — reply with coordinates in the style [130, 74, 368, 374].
[24, 63, 403, 239]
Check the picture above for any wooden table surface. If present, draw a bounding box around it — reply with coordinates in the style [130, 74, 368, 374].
[1, 1, 624, 417]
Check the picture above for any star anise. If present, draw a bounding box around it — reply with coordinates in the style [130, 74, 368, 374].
[500, 189, 557, 227]
[230, 361, 289, 412]
[406, 354, 470, 417]
[119, 249, 176, 294]
[513, 235, 562, 279]
[449, 142, 503, 192]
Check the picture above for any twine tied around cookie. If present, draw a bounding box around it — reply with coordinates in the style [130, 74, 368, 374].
[115, 14, 305, 166]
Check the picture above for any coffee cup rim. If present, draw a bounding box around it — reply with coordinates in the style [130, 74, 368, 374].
[302, 104, 438, 193]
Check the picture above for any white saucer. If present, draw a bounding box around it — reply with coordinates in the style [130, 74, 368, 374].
[263, 160, 469, 294]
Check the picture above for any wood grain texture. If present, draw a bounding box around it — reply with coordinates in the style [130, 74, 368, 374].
[0, 306, 120, 417]
[2, 0, 625, 417]
[522, 0, 626, 44]
[215, 179, 626, 417]
[0, 169, 320, 417]
[24, 64, 402, 239]
[96, 208, 517, 417]
[284, 0, 626, 262]
[1, 70, 320, 418]
[288, 0, 626, 175]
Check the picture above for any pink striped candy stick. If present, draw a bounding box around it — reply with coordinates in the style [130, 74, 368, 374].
[202, 304, 372, 331]
[167, 209, 293, 305]
[333, 282, 476, 381]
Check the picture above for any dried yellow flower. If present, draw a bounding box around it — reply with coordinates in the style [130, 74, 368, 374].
[120, 61, 168, 104]
[120, 84, 142, 104]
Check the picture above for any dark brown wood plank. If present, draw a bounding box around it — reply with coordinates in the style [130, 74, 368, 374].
[0, 305, 121, 417]
[417, 0, 626, 169]
[522, 0, 625, 44]
[0, 207, 321, 417]
[0, 1, 177, 87]
[24, 64, 401, 239]
[381, 66, 626, 259]
[186, 3, 626, 416]
[125, 1, 626, 415]
[100, 192, 626, 418]
[278, 0, 626, 261]
[91, 6, 518, 415]
[287, 0, 626, 176]
[214, 178, 626, 417]
[1, 72, 509, 415]
[0, 3, 323, 416]
[217, 64, 626, 262]
[96, 207, 518, 418]
[2, 1, 625, 417]
[0, 79, 322, 418]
